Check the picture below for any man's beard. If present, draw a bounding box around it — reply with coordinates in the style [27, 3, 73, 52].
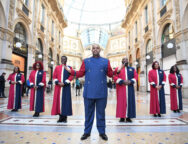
[124, 62, 128, 67]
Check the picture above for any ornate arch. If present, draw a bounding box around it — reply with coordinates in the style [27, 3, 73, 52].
[157, 20, 175, 45]
[13, 18, 32, 44]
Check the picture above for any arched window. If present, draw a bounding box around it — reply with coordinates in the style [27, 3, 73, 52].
[35, 38, 43, 61]
[161, 23, 174, 44]
[146, 39, 152, 53]
[13, 22, 28, 56]
[14, 22, 26, 43]
[48, 48, 53, 65]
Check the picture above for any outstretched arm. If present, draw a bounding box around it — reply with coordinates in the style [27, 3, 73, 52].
[70, 61, 86, 78]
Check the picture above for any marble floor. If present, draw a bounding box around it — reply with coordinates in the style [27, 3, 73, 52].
[0, 88, 188, 144]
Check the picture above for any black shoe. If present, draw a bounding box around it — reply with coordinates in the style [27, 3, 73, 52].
[177, 109, 180, 113]
[33, 112, 39, 117]
[153, 114, 157, 117]
[57, 116, 67, 123]
[173, 110, 177, 113]
[11, 109, 18, 112]
[119, 118, 125, 122]
[57, 115, 63, 122]
[80, 133, 90, 140]
[158, 114, 161, 117]
[62, 116, 67, 123]
[99, 134, 108, 141]
[126, 118, 132, 123]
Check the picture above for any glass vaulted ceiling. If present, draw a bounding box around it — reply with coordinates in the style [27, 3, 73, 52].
[64, 0, 126, 48]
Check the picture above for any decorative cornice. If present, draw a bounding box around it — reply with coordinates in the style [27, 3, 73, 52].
[48, 0, 67, 28]
[134, 41, 141, 48]
[0, 27, 14, 42]
[143, 29, 152, 39]
[37, 28, 45, 39]
[122, 0, 144, 28]
[16, 8, 32, 25]
[157, 9, 173, 26]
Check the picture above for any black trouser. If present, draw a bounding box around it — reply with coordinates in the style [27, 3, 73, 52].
[76, 87, 80, 96]
[0, 87, 5, 97]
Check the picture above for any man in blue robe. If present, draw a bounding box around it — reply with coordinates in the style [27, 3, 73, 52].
[68, 44, 113, 141]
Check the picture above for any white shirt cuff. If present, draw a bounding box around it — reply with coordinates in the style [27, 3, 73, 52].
[150, 82, 155, 85]
[116, 78, 122, 84]
[65, 79, 70, 84]
[39, 82, 44, 86]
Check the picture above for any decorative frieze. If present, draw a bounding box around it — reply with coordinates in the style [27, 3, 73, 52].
[0, 27, 14, 42]
[8, 0, 16, 30]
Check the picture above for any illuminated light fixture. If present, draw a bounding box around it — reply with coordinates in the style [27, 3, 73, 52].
[51, 61, 54, 65]
[9, 42, 22, 49]
[167, 42, 174, 49]
[15, 42, 22, 48]
[146, 55, 150, 60]
[38, 54, 42, 59]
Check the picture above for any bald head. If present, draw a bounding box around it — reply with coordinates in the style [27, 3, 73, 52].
[92, 44, 101, 57]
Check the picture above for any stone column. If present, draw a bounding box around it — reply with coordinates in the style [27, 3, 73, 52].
[27, 44, 35, 79]
[0, 27, 14, 96]
[175, 28, 188, 98]
[139, 56, 147, 92]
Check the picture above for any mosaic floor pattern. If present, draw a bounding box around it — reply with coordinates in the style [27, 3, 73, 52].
[0, 90, 188, 144]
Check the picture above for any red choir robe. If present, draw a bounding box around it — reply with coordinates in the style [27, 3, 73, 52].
[51, 65, 74, 115]
[29, 70, 46, 112]
[168, 73, 183, 110]
[113, 66, 138, 118]
[148, 69, 166, 114]
[7, 72, 25, 109]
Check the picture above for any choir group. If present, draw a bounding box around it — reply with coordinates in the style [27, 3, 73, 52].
[4, 44, 183, 141]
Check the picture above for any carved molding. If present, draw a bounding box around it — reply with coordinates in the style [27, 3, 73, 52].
[122, 0, 144, 28]
[48, 0, 67, 28]
[174, 28, 188, 43]
[8, 0, 16, 30]
[16, 8, 32, 25]
[143, 29, 152, 40]
[157, 9, 173, 26]
[174, 0, 181, 31]
[0, 27, 14, 42]
[134, 41, 141, 48]
[37, 28, 45, 39]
